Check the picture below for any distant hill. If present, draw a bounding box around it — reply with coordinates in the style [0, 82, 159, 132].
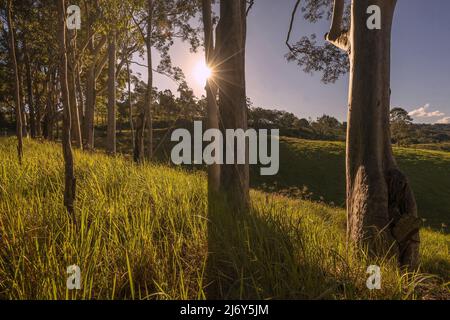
[251, 137, 450, 231]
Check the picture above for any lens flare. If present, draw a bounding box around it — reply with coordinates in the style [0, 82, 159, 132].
[193, 60, 212, 86]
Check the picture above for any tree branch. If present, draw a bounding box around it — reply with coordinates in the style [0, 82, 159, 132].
[286, 0, 301, 52]
[325, 0, 350, 52]
[246, 0, 255, 16]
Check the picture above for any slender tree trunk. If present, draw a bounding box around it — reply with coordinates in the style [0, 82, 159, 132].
[107, 28, 117, 154]
[43, 72, 51, 139]
[24, 40, 36, 138]
[217, 0, 249, 212]
[83, 65, 96, 149]
[57, 0, 76, 222]
[45, 70, 56, 141]
[134, 0, 153, 163]
[202, 0, 220, 193]
[6, 0, 23, 163]
[76, 64, 84, 133]
[145, 0, 153, 160]
[127, 61, 135, 147]
[68, 30, 82, 148]
[82, 33, 106, 150]
[34, 77, 42, 137]
[134, 94, 146, 162]
[328, 0, 420, 267]
[18, 63, 28, 137]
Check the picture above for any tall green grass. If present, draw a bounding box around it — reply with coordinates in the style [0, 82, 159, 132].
[0, 138, 448, 299]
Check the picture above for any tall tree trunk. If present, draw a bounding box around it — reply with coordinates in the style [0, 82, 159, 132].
[145, 0, 153, 160]
[327, 0, 420, 267]
[18, 63, 28, 137]
[24, 40, 36, 138]
[68, 30, 82, 148]
[217, 0, 249, 212]
[202, 0, 220, 193]
[76, 64, 84, 133]
[43, 72, 52, 140]
[57, 0, 76, 222]
[134, 0, 153, 163]
[44, 70, 56, 141]
[107, 28, 116, 154]
[83, 65, 96, 149]
[6, 0, 23, 163]
[34, 77, 42, 137]
[82, 32, 106, 150]
[127, 61, 135, 147]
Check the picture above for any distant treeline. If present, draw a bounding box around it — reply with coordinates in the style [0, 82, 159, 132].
[249, 107, 450, 146]
[1, 86, 449, 145]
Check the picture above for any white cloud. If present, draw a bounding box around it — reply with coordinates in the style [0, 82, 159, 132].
[436, 117, 450, 124]
[408, 104, 445, 118]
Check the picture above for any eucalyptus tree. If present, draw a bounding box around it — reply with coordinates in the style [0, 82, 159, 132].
[216, 0, 250, 212]
[100, 0, 123, 154]
[57, 0, 76, 221]
[201, 0, 220, 193]
[9, 0, 61, 141]
[130, 0, 201, 163]
[66, 14, 83, 148]
[81, 0, 107, 150]
[4, 0, 23, 163]
[287, 0, 420, 267]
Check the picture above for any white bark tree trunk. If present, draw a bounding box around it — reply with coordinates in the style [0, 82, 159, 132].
[107, 28, 117, 154]
[328, 0, 420, 267]
[57, 0, 76, 222]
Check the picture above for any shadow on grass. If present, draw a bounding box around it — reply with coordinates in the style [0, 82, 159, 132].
[421, 257, 450, 282]
[205, 196, 350, 300]
[250, 139, 346, 207]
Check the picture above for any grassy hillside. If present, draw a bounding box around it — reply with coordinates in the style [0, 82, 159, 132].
[252, 137, 450, 231]
[0, 138, 448, 300]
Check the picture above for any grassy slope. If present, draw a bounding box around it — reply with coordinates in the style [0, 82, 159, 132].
[0, 138, 448, 300]
[252, 137, 450, 230]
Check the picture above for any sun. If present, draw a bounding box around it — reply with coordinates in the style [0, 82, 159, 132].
[193, 60, 212, 86]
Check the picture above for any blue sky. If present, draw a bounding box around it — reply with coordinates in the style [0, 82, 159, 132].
[134, 0, 450, 124]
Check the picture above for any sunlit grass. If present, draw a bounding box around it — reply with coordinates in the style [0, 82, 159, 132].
[0, 138, 448, 299]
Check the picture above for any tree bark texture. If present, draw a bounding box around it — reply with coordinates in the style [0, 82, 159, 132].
[202, 0, 221, 194]
[217, 0, 249, 212]
[57, 0, 76, 222]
